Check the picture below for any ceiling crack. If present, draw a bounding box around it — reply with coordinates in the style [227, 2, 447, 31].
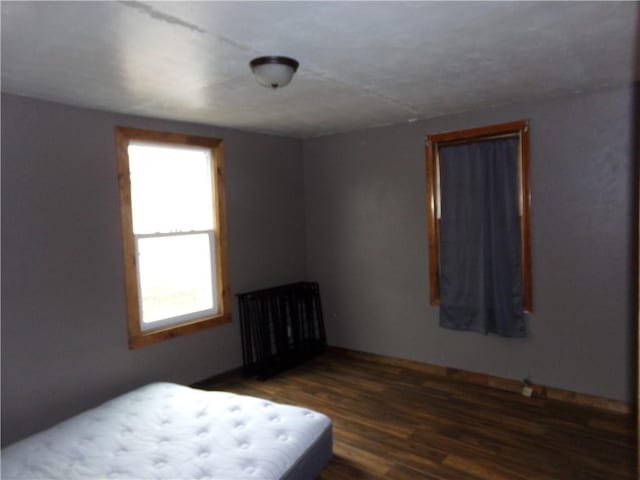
[118, 1, 259, 56]
[118, 1, 206, 34]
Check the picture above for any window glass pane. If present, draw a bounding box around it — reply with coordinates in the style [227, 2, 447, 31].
[128, 143, 214, 234]
[137, 233, 217, 325]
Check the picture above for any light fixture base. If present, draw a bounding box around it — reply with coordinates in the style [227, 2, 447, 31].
[249, 56, 299, 89]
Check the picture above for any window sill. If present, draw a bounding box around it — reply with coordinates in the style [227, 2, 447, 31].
[127, 313, 232, 349]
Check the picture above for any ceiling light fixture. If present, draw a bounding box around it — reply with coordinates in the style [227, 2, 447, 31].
[249, 56, 299, 89]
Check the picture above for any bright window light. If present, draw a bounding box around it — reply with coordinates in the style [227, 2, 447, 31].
[128, 142, 218, 330]
[128, 143, 214, 234]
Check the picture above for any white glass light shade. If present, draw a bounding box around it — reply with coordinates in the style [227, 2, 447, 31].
[250, 56, 299, 89]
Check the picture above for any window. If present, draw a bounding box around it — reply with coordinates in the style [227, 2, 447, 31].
[115, 127, 230, 349]
[425, 121, 532, 317]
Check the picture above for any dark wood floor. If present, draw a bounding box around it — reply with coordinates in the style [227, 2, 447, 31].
[201, 349, 637, 479]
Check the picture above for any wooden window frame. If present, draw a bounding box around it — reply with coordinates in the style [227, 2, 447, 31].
[425, 120, 532, 313]
[115, 127, 231, 349]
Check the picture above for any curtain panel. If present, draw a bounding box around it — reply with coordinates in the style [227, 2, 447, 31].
[438, 138, 526, 337]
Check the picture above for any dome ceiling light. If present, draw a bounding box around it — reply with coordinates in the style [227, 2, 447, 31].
[249, 56, 299, 89]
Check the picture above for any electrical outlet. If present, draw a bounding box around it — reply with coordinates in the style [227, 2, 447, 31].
[522, 377, 533, 397]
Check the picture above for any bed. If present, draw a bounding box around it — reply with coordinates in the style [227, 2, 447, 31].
[1, 382, 332, 480]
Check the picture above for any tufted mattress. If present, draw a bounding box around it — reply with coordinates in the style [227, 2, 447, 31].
[1, 382, 332, 480]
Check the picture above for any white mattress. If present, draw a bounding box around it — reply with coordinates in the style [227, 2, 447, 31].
[1, 382, 332, 480]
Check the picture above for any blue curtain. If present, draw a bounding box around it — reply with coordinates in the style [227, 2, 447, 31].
[438, 138, 526, 337]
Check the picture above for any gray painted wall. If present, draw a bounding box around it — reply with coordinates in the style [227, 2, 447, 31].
[1, 94, 306, 446]
[1, 85, 635, 447]
[304, 86, 635, 403]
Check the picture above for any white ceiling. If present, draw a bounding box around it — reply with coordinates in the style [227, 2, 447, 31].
[2, 1, 638, 138]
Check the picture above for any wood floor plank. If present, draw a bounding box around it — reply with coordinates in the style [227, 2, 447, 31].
[199, 349, 637, 479]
